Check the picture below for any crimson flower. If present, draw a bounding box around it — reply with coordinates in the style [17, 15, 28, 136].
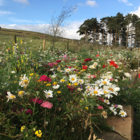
[84, 58, 92, 62]
[102, 65, 107, 68]
[26, 109, 33, 115]
[56, 60, 61, 63]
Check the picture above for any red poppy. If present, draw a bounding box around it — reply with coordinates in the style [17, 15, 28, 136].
[96, 54, 99, 57]
[82, 65, 88, 70]
[113, 63, 118, 68]
[110, 61, 115, 66]
[110, 61, 118, 68]
[139, 74, 140, 78]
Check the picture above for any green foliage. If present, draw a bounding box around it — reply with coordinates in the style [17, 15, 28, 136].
[31, 35, 40, 40]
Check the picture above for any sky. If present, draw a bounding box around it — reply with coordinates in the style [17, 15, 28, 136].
[0, 0, 140, 40]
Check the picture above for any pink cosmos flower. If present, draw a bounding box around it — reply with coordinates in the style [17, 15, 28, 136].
[63, 55, 67, 58]
[97, 106, 104, 110]
[41, 101, 53, 109]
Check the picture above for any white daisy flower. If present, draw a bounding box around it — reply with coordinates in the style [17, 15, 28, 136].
[89, 65, 96, 69]
[89, 86, 102, 96]
[117, 105, 123, 110]
[69, 74, 77, 83]
[77, 88, 82, 91]
[65, 68, 71, 73]
[119, 110, 127, 117]
[104, 99, 110, 105]
[51, 74, 56, 78]
[124, 73, 131, 78]
[78, 79, 84, 85]
[6, 91, 16, 102]
[44, 90, 53, 98]
[99, 79, 110, 87]
[107, 84, 120, 96]
[19, 74, 30, 88]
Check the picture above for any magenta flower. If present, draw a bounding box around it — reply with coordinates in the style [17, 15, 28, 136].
[41, 101, 53, 109]
[30, 97, 39, 103]
[37, 99, 43, 104]
[39, 75, 52, 82]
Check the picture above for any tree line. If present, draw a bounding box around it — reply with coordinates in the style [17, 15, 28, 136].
[77, 12, 140, 48]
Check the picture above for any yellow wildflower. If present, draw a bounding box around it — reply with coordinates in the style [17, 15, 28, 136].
[57, 91, 61, 94]
[73, 82, 78, 86]
[18, 91, 25, 98]
[30, 73, 34, 76]
[46, 83, 51, 86]
[53, 82, 57, 85]
[85, 107, 89, 110]
[35, 130, 42, 137]
[20, 126, 25, 132]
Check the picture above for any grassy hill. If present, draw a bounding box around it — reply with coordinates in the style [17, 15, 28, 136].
[0, 28, 79, 42]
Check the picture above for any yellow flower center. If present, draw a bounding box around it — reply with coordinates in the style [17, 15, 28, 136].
[11, 95, 15, 99]
[48, 93, 51, 95]
[108, 88, 114, 91]
[23, 80, 28, 84]
[104, 91, 108, 94]
[102, 81, 107, 84]
[71, 78, 75, 81]
[94, 91, 98, 94]
[121, 112, 124, 115]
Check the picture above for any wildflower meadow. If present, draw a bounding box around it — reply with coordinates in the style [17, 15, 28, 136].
[0, 36, 140, 140]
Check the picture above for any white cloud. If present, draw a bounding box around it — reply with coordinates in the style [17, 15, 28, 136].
[118, 0, 127, 3]
[130, 6, 140, 18]
[118, 0, 133, 6]
[0, 11, 12, 16]
[78, 0, 97, 7]
[0, 21, 84, 40]
[86, 0, 97, 7]
[13, 0, 29, 5]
